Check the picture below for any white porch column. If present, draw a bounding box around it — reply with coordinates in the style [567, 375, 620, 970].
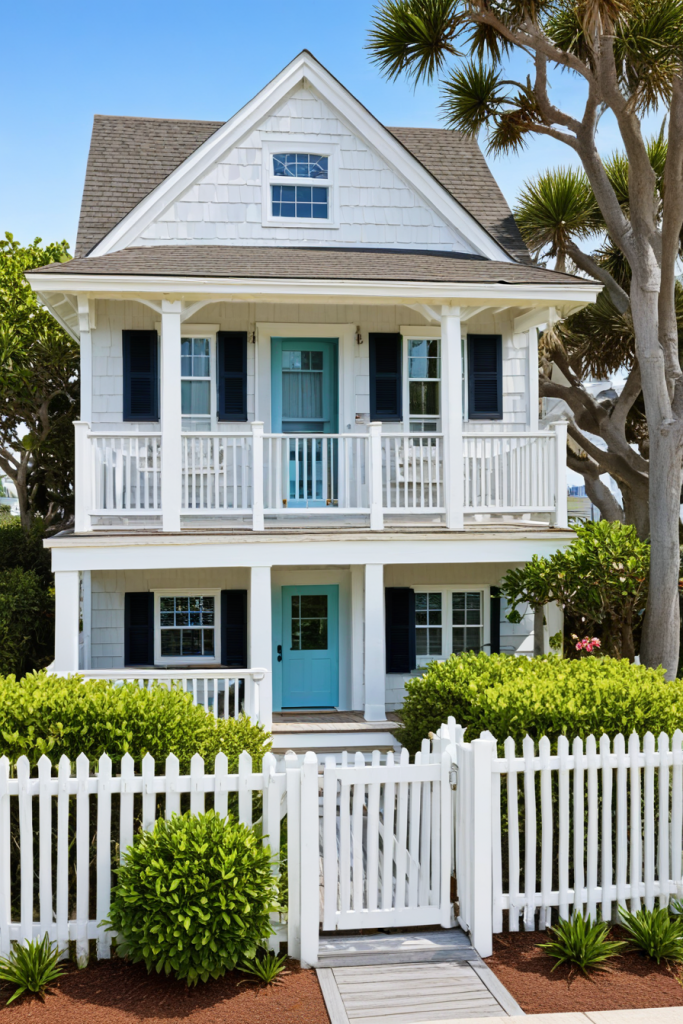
[350, 565, 365, 711]
[249, 566, 272, 728]
[441, 306, 464, 529]
[53, 571, 81, 674]
[364, 563, 386, 722]
[553, 420, 568, 528]
[77, 297, 94, 424]
[161, 300, 182, 532]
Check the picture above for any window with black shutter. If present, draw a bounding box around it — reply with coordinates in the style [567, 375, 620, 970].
[385, 587, 416, 673]
[124, 592, 154, 666]
[370, 333, 402, 421]
[122, 331, 159, 421]
[467, 334, 502, 419]
[217, 331, 248, 421]
[221, 590, 247, 668]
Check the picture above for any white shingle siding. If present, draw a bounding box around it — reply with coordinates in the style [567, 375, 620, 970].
[136, 90, 476, 253]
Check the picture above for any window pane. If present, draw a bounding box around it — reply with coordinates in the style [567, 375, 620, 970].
[301, 617, 328, 650]
[427, 628, 442, 655]
[203, 629, 215, 656]
[273, 153, 328, 179]
[161, 630, 181, 657]
[181, 630, 203, 656]
[160, 597, 174, 612]
[410, 381, 440, 416]
[301, 595, 327, 617]
[408, 340, 440, 379]
[416, 592, 442, 659]
[182, 380, 210, 415]
[271, 184, 328, 219]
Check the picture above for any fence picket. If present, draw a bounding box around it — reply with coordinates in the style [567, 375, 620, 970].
[644, 732, 656, 910]
[214, 752, 228, 819]
[165, 753, 180, 819]
[586, 735, 599, 920]
[56, 755, 71, 953]
[75, 753, 90, 965]
[366, 750, 381, 912]
[539, 736, 552, 929]
[119, 753, 135, 863]
[17, 757, 32, 944]
[505, 737, 520, 931]
[38, 755, 53, 943]
[615, 734, 628, 915]
[572, 736, 585, 918]
[239, 750, 252, 826]
[381, 750, 395, 912]
[557, 736, 569, 921]
[600, 734, 613, 923]
[142, 752, 155, 832]
[96, 754, 112, 958]
[673, 730, 683, 899]
[658, 733, 670, 908]
[522, 736, 536, 931]
[190, 753, 205, 816]
[629, 732, 642, 912]
[352, 751, 365, 911]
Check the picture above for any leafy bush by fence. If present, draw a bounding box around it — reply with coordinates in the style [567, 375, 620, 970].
[397, 653, 683, 754]
[0, 672, 270, 772]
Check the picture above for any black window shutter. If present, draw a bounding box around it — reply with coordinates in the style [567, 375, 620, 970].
[370, 333, 402, 421]
[221, 590, 247, 668]
[122, 330, 159, 421]
[217, 331, 248, 421]
[490, 586, 501, 655]
[385, 587, 416, 673]
[468, 334, 502, 419]
[124, 592, 154, 666]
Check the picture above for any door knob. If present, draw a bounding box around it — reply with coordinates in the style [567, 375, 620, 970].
[277, 644, 282, 662]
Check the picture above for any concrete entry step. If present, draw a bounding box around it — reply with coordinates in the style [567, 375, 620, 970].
[317, 928, 477, 967]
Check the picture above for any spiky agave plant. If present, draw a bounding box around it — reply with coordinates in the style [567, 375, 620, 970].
[0, 934, 65, 1005]
[239, 949, 289, 985]
[539, 912, 626, 975]
[619, 905, 683, 964]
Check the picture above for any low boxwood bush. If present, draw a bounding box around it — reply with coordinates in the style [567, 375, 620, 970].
[0, 671, 270, 772]
[106, 810, 280, 986]
[397, 652, 683, 753]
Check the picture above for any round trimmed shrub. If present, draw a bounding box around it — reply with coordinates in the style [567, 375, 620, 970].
[107, 810, 280, 985]
[397, 652, 683, 753]
[0, 671, 270, 771]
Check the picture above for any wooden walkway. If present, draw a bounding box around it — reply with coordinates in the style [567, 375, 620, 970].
[316, 931, 524, 1023]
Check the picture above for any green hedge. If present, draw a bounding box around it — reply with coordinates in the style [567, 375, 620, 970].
[396, 653, 683, 754]
[0, 671, 270, 772]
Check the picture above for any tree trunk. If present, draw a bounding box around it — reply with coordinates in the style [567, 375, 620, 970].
[13, 455, 33, 536]
[533, 605, 545, 656]
[632, 284, 683, 678]
[620, 485, 650, 541]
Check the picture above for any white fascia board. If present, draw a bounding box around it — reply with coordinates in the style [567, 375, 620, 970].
[86, 53, 512, 263]
[25, 272, 602, 309]
[46, 531, 574, 572]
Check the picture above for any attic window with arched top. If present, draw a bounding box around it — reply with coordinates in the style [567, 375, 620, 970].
[271, 152, 329, 220]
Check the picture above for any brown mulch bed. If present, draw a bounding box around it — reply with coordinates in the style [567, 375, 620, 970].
[0, 957, 330, 1024]
[488, 928, 683, 1014]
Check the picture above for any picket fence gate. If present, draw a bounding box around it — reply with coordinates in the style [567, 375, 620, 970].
[446, 718, 683, 957]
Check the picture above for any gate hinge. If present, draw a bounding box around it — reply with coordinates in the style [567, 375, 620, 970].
[449, 766, 458, 791]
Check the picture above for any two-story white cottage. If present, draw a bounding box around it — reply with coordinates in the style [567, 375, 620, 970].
[28, 52, 599, 755]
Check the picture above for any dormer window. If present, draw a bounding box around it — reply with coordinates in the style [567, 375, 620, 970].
[271, 152, 329, 220]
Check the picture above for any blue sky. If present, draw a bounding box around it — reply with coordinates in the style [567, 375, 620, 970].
[1, 0, 656, 252]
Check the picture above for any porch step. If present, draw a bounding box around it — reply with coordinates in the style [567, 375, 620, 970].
[317, 928, 476, 967]
[271, 711, 403, 756]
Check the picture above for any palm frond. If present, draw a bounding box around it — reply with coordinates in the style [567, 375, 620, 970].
[514, 167, 599, 261]
[367, 0, 460, 83]
[545, 4, 593, 64]
[614, 0, 683, 113]
[439, 60, 508, 135]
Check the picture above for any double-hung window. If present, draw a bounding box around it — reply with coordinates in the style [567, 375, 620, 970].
[155, 590, 219, 665]
[270, 152, 329, 221]
[414, 587, 486, 666]
[181, 336, 211, 431]
[407, 338, 441, 433]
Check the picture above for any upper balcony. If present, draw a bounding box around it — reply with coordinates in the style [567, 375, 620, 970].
[75, 419, 568, 532]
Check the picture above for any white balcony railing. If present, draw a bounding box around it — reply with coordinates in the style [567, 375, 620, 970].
[75, 420, 568, 532]
[182, 433, 252, 513]
[263, 434, 369, 511]
[80, 669, 271, 728]
[91, 432, 162, 514]
[463, 432, 557, 513]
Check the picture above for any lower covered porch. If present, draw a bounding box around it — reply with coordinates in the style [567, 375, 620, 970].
[49, 530, 565, 745]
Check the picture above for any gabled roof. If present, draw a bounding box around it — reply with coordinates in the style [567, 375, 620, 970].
[75, 115, 531, 264]
[73, 51, 531, 264]
[32, 244, 583, 286]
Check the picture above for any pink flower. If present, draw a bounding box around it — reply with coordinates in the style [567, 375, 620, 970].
[575, 636, 601, 653]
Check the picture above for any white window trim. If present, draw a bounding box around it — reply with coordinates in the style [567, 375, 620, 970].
[413, 585, 490, 667]
[400, 327, 442, 435]
[154, 587, 221, 667]
[155, 323, 220, 432]
[261, 138, 340, 229]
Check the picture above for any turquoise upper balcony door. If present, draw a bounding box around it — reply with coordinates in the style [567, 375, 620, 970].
[271, 338, 338, 508]
[280, 585, 339, 708]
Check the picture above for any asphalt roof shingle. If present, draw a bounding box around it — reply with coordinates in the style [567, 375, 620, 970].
[74, 116, 531, 263]
[32, 244, 586, 286]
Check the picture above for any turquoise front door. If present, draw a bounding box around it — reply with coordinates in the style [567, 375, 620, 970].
[271, 338, 339, 508]
[280, 585, 339, 708]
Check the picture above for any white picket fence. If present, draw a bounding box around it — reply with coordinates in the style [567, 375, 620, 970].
[0, 749, 302, 965]
[448, 718, 683, 957]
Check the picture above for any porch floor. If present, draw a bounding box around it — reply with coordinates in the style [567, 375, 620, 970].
[272, 711, 403, 734]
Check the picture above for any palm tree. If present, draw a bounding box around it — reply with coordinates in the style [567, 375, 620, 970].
[367, 0, 683, 677]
